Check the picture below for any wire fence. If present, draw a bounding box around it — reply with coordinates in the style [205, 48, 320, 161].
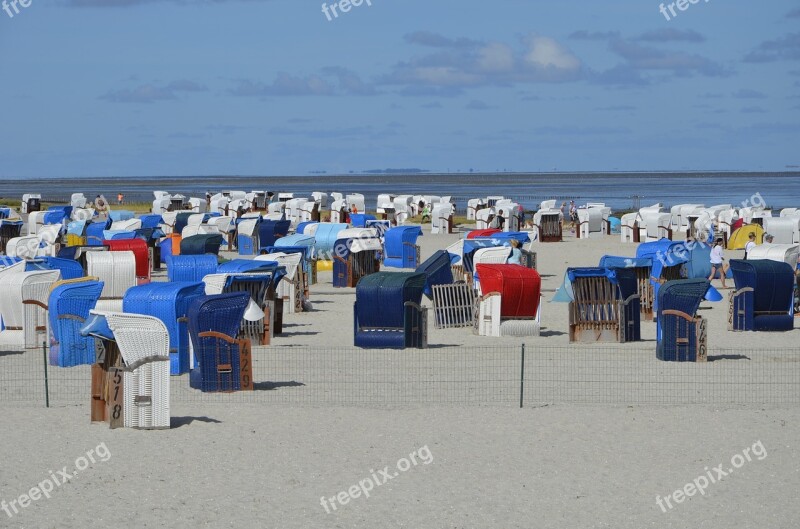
[1, 344, 798, 408]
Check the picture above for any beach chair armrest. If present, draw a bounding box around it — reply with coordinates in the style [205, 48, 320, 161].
[22, 299, 48, 310]
[198, 330, 237, 344]
[622, 293, 640, 306]
[661, 309, 696, 323]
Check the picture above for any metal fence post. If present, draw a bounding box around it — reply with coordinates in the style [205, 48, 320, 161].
[520, 344, 525, 409]
[42, 341, 50, 408]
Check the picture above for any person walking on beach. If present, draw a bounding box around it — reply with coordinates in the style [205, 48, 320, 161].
[568, 201, 578, 232]
[744, 233, 757, 259]
[117, 193, 124, 205]
[421, 204, 431, 223]
[708, 238, 729, 288]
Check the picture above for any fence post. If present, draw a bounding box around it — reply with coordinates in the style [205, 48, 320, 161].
[519, 344, 525, 409]
[42, 341, 50, 408]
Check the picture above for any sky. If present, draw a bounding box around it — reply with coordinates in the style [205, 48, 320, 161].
[0, 0, 798, 177]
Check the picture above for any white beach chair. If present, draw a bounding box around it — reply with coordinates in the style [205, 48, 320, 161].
[577, 208, 604, 239]
[103, 312, 171, 429]
[86, 251, 137, 312]
[0, 269, 60, 347]
[256, 252, 304, 314]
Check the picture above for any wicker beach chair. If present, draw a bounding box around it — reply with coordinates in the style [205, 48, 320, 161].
[729, 259, 795, 332]
[188, 292, 253, 393]
[123, 282, 206, 374]
[382, 226, 423, 269]
[354, 272, 428, 349]
[475, 264, 542, 337]
[416, 249, 455, 300]
[656, 279, 709, 362]
[568, 267, 641, 343]
[180, 233, 223, 256]
[255, 252, 305, 314]
[333, 229, 382, 288]
[104, 238, 151, 284]
[86, 251, 137, 312]
[166, 254, 219, 283]
[48, 277, 104, 367]
[0, 268, 61, 347]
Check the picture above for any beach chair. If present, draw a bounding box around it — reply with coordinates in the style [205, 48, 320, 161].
[82, 311, 171, 429]
[166, 254, 219, 283]
[431, 203, 454, 234]
[763, 217, 800, 245]
[333, 229, 382, 288]
[620, 212, 639, 243]
[746, 243, 800, 267]
[568, 267, 641, 343]
[26, 257, 84, 281]
[104, 238, 151, 284]
[86, 251, 137, 312]
[21, 193, 41, 214]
[0, 268, 61, 347]
[599, 255, 655, 316]
[255, 252, 306, 314]
[416, 249, 455, 300]
[110, 218, 142, 232]
[532, 209, 563, 242]
[656, 278, 710, 362]
[57, 244, 108, 274]
[257, 219, 290, 253]
[312, 223, 348, 260]
[382, 226, 423, 269]
[274, 233, 317, 281]
[467, 198, 486, 220]
[475, 264, 542, 337]
[123, 282, 206, 374]
[86, 219, 112, 246]
[203, 268, 286, 345]
[728, 259, 795, 332]
[173, 212, 194, 235]
[0, 219, 23, 255]
[180, 233, 223, 256]
[65, 219, 88, 246]
[236, 217, 260, 255]
[354, 272, 428, 349]
[48, 277, 104, 367]
[577, 207, 604, 239]
[188, 292, 253, 393]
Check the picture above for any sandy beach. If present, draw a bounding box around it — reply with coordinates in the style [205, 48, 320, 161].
[1, 225, 799, 528]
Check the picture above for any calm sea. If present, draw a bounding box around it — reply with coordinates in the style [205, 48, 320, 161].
[1, 172, 798, 212]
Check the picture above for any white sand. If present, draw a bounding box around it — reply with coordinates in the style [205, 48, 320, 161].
[1, 226, 799, 527]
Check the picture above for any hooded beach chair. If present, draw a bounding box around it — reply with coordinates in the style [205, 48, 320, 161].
[332, 228, 382, 288]
[180, 233, 223, 256]
[656, 278, 710, 362]
[26, 257, 84, 281]
[312, 223, 349, 260]
[188, 292, 253, 393]
[258, 219, 290, 252]
[104, 238, 151, 284]
[236, 217, 260, 255]
[255, 252, 306, 314]
[416, 250, 455, 299]
[81, 311, 171, 428]
[475, 264, 542, 337]
[353, 272, 428, 349]
[273, 233, 316, 281]
[204, 268, 286, 345]
[567, 267, 641, 343]
[0, 268, 61, 347]
[382, 226, 423, 269]
[728, 259, 795, 332]
[48, 277, 104, 367]
[123, 282, 206, 374]
[166, 254, 219, 283]
[0, 219, 23, 255]
[86, 219, 112, 246]
[599, 255, 655, 316]
[86, 251, 137, 312]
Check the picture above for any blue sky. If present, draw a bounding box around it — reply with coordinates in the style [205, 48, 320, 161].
[0, 0, 798, 177]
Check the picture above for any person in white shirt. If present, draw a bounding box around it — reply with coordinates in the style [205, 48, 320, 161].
[708, 238, 729, 288]
[744, 233, 756, 259]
